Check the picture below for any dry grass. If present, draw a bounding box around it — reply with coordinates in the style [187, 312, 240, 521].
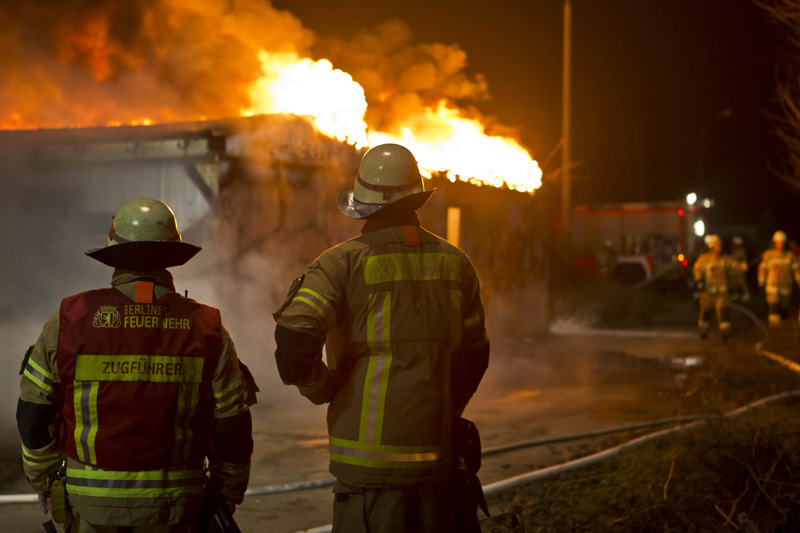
[482, 321, 800, 532]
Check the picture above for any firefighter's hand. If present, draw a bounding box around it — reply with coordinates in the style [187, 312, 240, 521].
[221, 497, 236, 515]
[37, 491, 51, 515]
[695, 281, 704, 292]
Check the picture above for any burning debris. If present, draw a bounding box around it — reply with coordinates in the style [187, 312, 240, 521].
[0, 0, 541, 191]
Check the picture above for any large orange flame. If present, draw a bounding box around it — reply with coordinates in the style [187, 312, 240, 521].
[243, 52, 542, 193]
[242, 50, 369, 149]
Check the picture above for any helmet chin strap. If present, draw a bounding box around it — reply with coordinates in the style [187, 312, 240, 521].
[356, 173, 419, 201]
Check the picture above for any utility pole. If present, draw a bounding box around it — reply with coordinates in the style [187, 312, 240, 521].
[562, 0, 572, 238]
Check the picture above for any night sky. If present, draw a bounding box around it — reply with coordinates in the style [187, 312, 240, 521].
[273, 0, 791, 241]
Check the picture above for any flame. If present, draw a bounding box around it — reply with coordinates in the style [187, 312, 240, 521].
[368, 101, 542, 193]
[1, 3, 543, 195]
[242, 50, 369, 148]
[243, 53, 542, 193]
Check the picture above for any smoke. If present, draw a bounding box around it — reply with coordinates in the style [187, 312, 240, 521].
[0, 1, 519, 145]
[0, 0, 314, 128]
[314, 19, 493, 135]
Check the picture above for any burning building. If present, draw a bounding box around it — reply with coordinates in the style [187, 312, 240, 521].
[0, 0, 551, 343]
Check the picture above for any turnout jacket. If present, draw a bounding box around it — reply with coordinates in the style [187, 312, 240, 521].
[18, 269, 252, 527]
[692, 251, 746, 295]
[275, 217, 490, 488]
[758, 248, 800, 296]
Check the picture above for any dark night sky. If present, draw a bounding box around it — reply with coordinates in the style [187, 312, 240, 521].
[273, 0, 793, 239]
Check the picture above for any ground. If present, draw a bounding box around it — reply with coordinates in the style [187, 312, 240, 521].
[2, 281, 800, 532]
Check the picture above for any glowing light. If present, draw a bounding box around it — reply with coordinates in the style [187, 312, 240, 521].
[678, 254, 685, 262]
[686, 192, 697, 205]
[678, 209, 684, 217]
[694, 219, 705, 237]
[243, 50, 369, 148]
[702, 198, 712, 208]
[681, 259, 688, 266]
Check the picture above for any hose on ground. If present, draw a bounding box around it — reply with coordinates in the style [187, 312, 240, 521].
[292, 389, 800, 533]
[0, 414, 719, 505]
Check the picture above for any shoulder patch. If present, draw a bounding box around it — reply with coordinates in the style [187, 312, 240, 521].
[19, 345, 34, 375]
[273, 274, 305, 321]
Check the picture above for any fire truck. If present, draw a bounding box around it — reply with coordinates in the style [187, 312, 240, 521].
[570, 200, 705, 284]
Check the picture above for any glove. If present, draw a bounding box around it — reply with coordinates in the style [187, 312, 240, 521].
[37, 491, 51, 515]
[695, 280, 704, 292]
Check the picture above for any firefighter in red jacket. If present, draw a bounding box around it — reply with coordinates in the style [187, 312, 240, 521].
[274, 144, 490, 532]
[16, 198, 253, 531]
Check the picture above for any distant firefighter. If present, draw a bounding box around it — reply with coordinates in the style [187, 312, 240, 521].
[758, 230, 800, 326]
[729, 236, 750, 302]
[692, 235, 747, 341]
[596, 239, 618, 278]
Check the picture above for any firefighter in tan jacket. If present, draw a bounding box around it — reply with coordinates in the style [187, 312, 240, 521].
[758, 230, 800, 326]
[692, 235, 746, 341]
[274, 144, 490, 532]
[16, 198, 253, 532]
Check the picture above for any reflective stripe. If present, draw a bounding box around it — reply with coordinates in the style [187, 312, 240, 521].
[21, 446, 61, 467]
[24, 359, 54, 393]
[73, 381, 99, 464]
[362, 253, 461, 285]
[330, 437, 443, 468]
[464, 311, 481, 328]
[293, 288, 332, 319]
[66, 467, 204, 498]
[75, 354, 204, 383]
[359, 292, 392, 444]
[213, 380, 245, 410]
[172, 383, 199, 463]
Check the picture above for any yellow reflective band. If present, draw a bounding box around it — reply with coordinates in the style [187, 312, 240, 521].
[362, 253, 461, 285]
[172, 383, 199, 463]
[329, 437, 440, 455]
[75, 354, 204, 383]
[293, 288, 332, 319]
[73, 381, 98, 465]
[24, 368, 54, 394]
[214, 380, 241, 399]
[360, 292, 392, 444]
[21, 446, 62, 467]
[464, 311, 481, 327]
[214, 380, 245, 410]
[359, 355, 378, 443]
[330, 438, 442, 468]
[28, 358, 54, 380]
[65, 467, 204, 498]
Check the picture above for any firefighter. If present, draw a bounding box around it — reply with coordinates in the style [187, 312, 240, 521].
[16, 198, 253, 532]
[273, 143, 490, 533]
[596, 239, 618, 278]
[692, 235, 746, 341]
[729, 236, 750, 302]
[758, 230, 800, 326]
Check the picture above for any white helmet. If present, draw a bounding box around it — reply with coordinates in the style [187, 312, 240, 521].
[773, 231, 787, 243]
[337, 144, 435, 219]
[85, 198, 200, 270]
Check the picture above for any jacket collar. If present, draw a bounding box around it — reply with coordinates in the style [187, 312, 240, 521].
[111, 269, 176, 299]
[360, 212, 421, 234]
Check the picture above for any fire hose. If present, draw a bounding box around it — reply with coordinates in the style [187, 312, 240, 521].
[290, 389, 800, 533]
[290, 305, 799, 533]
[3, 303, 796, 529]
[0, 414, 719, 505]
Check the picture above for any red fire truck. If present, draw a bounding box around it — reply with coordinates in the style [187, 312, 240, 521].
[570, 200, 705, 284]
